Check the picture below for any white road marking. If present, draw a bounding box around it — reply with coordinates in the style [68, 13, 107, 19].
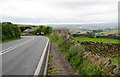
[0, 37, 35, 55]
[34, 37, 49, 76]
[44, 39, 50, 75]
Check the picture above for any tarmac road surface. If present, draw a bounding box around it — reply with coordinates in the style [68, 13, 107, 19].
[0, 36, 49, 75]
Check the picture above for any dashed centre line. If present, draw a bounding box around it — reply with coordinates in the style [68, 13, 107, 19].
[0, 37, 35, 55]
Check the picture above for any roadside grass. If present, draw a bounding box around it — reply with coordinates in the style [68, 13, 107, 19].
[78, 60, 105, 75]
[45, 35, 64, 44]
[73, 36, 120, 43]
[46, 35, 105, 75]
[1, 37, 21, 43]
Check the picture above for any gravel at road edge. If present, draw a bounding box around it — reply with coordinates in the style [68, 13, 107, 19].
[47, 43, 76, 75]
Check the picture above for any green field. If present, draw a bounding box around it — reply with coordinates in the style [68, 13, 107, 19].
[74, 36, 120, 43]
[17, 24, 38, 29]
[17, 24, 32, 27]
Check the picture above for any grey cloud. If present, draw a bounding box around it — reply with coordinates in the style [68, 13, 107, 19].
[1, 16, 75, 23]
[0, 0, 117, 24]
[55, 2, 112, 9]
[1, 15, 117, 24]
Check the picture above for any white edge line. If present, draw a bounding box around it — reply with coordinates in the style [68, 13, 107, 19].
[43, 39, 50, 75]
[34, 37, 49, 76]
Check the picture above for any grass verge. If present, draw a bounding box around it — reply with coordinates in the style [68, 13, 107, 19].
[1, 37, 21, 43]
[47, 35, 105, 75]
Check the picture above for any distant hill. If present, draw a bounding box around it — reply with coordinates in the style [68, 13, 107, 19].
[48, 23, 118, 31]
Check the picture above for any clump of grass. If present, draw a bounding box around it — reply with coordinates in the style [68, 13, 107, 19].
[104, 57, 120, 65]
[66, 44, 105, 75]
[111, 57, 120, 65]
[48, 68, 62, 75]
[78, 60, 105, 75]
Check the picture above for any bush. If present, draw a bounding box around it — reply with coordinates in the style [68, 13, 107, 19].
[2, 22, 21, 41]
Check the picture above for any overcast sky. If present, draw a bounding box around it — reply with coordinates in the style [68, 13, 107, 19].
[0, 0, 119, 25]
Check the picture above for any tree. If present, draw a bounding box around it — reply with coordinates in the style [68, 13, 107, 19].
[12, 24, 21, 38]
[0, 23, 2, 41]
[44, 26, 52, 35]
[36, 25, 45, 35]
[35, 26, 52, 35]
[20, 26, 31, 32]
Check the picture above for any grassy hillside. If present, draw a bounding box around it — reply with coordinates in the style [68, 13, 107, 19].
[96, 30, 118, 36]
[101, 30, 118, 34]
[74, 36, 120, 43]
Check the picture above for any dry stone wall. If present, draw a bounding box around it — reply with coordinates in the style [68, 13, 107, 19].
[83, 52, 120, 76]
[96, 35, 120, 40]
[72, 34, 94, 38]
[77, 41, 120, 57]
[72, 34, 120, 40]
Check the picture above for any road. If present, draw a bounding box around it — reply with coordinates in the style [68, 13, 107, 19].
[0, 36, 49, 75]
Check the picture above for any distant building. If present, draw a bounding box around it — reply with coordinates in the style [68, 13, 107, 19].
[52, 28, 70, 39]
[23, 29, 37, 34]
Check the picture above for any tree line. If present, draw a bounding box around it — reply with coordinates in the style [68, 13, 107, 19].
[2, 22, 21, 41]
[1, 22, 52, 41]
